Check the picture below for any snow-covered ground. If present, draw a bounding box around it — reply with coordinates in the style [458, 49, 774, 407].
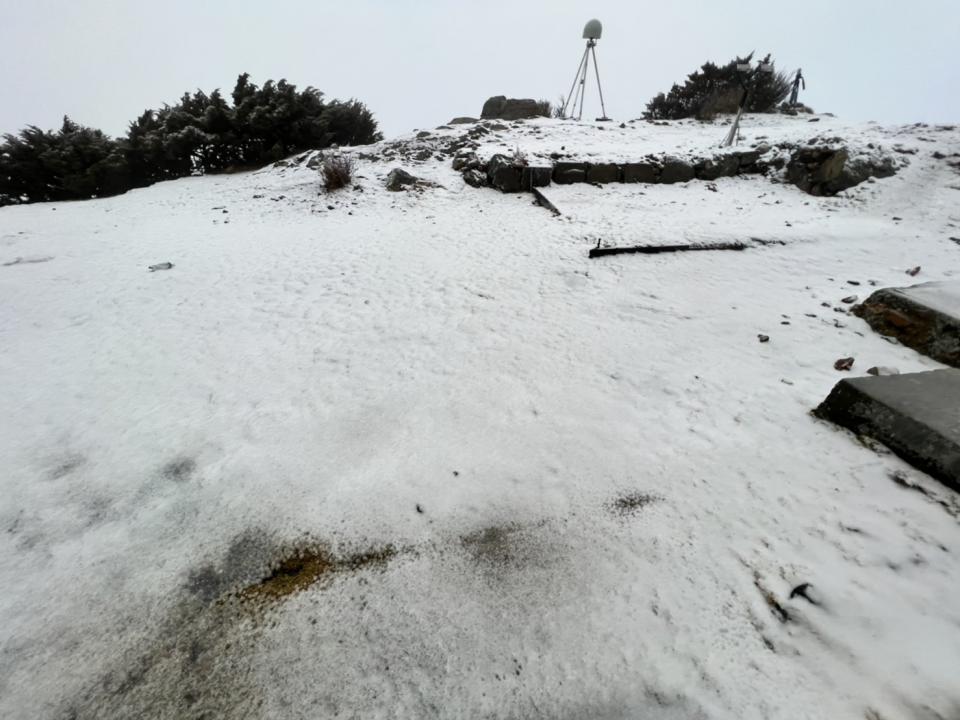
[1, 115, 959, 719]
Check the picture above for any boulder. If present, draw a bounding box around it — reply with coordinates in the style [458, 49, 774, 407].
[486, 154, 523, 193]
[462, 169, 487, 188]
[659, 158, 695, 184]
[452, 152, 481, 172]
[696, 155, 740, 181]
[586, 163, 621, 184]
[521, 166, 552, 189]
[852, 281, 960, 367]
[622, 162, 659, 183]
[385, 168, 419, 191]
[481, 96, 545, 120]
[815, 368, 960, 492]
[786, 146, 856, 195]
[553, 162, 588, 184]
[732, 149, 762, 169]
[450, 117, 478, 124]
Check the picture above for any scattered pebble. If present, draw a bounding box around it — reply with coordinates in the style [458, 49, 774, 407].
[906, 266, 921, 276]
[758, 334, 770, 343]
[867, 366, 900, 376]
[841, 295, 858, 304]
[834, 357, 855, 371]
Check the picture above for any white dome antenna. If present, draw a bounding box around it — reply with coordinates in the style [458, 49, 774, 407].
[562, 19, 611, 121]
[582, 19, 602, 40]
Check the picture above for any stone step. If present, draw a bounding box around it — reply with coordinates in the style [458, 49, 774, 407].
[815, 368, 960, 491]
[853, 281, 960, 367]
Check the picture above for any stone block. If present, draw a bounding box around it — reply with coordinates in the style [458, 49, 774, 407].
[553, 162, 588, 184]
[659, 158, 695, 184]
[521, 166, 552, 189]
[586, 163, 621, 184]
[621, 162, 659, 183]
[486, 154, 522, 193]
[815, 368, 960, 491]
[853, 281, 960, 368]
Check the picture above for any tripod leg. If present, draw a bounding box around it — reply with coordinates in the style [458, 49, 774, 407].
[563, 47, 589, 119]
[577, 45, 590, 120]
[591, 45, 609, 119]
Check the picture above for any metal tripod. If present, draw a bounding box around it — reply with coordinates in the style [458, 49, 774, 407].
[562, 39, 609, 121]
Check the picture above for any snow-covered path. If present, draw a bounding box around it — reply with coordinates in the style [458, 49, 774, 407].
[1, 117, 959, 719]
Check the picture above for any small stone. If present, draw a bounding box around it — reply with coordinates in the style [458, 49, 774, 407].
[834, 357, 855, 371]
[416, 504, 424, 514]
[758, 334, 770, 343]
[841, 295, 858, 304]
[847, 280, 861, 286]
[867, 366, 900, 376]
[906, 266, 921, 276]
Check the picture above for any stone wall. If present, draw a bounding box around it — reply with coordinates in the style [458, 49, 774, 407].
[456, 143, 898, 197]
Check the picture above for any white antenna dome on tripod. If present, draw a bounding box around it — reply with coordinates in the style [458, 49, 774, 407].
[583, 19, 602, 40]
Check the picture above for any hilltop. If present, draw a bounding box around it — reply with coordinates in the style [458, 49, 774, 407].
[1, 114, 959, 719]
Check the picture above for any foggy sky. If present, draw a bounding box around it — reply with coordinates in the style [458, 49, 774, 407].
[2, 0, 958, 140]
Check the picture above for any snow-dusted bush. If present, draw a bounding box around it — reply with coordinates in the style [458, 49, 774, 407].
[321, 155, 355, 191]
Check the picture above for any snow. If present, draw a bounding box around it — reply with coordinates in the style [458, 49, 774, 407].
[1, 115, 959, 719]
[898, 280, 960, 317]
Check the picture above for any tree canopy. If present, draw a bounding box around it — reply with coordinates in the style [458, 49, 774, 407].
[0, 74, 383, 206]
[645, 54, 792, 121]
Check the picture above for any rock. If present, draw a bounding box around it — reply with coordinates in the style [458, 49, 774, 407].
[415, 131, 432, 139]
[867, 366, 900, 376]
[462, 168, 487, 188]
[758, 334, 770, 343]
[786, 145, 898, 196]
[834, 357, 855, 371]
[553, 162, 588, 184]
[906, 266, 921, 277]
[786, 146, 849, 195]
[852, 281, 960, 367]
[732, 149, 761, 169]
[586, 163, 620, 184]
[659, 157, 695, 184]
[148, 262, 174, 272]
[815, 368, 960, 492]
[450, 117, 478, 125]
[486, 154, 523, 193]
[841, 295, 858, 304]
[521, 166, 552, 189]
[622, 162, 659, 183]
[452, 152, 480, 172]
[480, 96, 545, 120]
[386, 168, 418, 191]
[696, 155, 739, 181]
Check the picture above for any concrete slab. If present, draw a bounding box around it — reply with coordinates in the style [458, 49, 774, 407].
[815, 368, 960, 491]
[853, 281, 960, 367]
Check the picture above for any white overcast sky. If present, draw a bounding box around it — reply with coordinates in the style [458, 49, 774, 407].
[1, 0, 958, 139]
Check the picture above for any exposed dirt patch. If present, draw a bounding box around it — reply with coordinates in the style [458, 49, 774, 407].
[607, 491, 660, 517]
[240, 543, 398, 603]
[460, 525, 522, 566]
[161, 456, 196, 482]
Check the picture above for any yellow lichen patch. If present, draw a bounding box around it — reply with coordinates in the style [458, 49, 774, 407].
[240, 544, 398, 603]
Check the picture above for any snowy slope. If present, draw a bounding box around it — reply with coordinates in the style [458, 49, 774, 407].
[1, 115, 959, 720]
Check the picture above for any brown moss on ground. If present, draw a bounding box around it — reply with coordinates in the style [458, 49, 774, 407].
[240, 543, 398, 603]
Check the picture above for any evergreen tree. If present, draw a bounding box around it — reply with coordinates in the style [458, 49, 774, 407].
[645, 55, 791, 120]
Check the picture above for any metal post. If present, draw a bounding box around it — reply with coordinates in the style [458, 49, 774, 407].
[590, 43, 609, 120]
[577, 42, 592, 121]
